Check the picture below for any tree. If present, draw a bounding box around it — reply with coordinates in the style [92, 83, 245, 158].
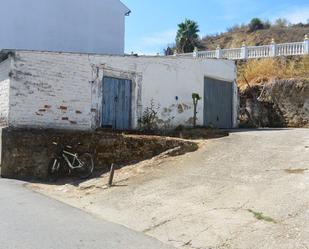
[248, 18, 264, 32]
[274, 18, 289, 27]
[176, 19, 200, 53]
[164, 45, 175, 56]
[263, 20, 271, 29]
[226, 24, 240, 32]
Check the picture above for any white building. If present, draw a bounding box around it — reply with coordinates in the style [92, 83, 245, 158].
[0, 0, 130, 54]
[0, 50, 238, 131]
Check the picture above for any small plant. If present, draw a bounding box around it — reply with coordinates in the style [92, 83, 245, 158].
[192, 93, 202, 127]
[247, 209, 277, 223]
[138, 99, 160, 131]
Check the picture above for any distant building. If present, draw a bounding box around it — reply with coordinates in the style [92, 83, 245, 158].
[0, 0, 130, 54]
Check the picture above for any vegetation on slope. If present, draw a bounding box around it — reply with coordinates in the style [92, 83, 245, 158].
[164, 18, 309, 55]
[167, 18, 309, 55]
[201, 19, 309, 50]
[168, 17, 309, 94]
[237, 56, 309, 91]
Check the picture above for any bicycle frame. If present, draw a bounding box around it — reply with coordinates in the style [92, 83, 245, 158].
[62, 150, 84, 170]
[50, 142, 94, 180]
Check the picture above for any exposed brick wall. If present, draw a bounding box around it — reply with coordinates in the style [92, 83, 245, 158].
[0, 58, 10, 127]
[0, 128, 198, 180]
[9, 52, 93, 130]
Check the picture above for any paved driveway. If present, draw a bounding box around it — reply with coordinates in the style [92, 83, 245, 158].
[0, 179, 173, 249]
[31, 129, 309, 249]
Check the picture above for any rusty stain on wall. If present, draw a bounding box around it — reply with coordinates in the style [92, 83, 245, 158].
[59, 106, 67, 110]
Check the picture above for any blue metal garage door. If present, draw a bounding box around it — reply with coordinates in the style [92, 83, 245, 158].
[204, 77, 233, 129]
[102, 77, 132, 130]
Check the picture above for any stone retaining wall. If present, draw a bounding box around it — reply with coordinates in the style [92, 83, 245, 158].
[0, 128, 198, 180]
[239, 79, 309, 128]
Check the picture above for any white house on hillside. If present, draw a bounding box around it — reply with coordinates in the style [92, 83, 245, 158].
[0, 0, 130, 54]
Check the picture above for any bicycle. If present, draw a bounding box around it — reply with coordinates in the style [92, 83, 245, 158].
[49, 142, 94, 181]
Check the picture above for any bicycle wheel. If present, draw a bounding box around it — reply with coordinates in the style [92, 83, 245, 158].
[48, 158, 60, 182]
[76, 153, 94, 179]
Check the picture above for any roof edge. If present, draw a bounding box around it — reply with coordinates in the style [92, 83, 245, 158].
[118, 0, 131, 16]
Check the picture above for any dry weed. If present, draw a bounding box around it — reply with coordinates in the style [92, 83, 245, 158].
[237, 56, 309, 91]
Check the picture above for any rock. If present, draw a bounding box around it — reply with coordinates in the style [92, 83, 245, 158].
[239, 79, 309, 128]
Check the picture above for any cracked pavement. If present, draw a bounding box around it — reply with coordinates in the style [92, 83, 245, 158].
[31, 129, 309, 249]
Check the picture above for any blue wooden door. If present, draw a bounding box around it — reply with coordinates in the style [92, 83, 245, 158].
[102, 77, 132, 130]
[204, 77, 233, 129]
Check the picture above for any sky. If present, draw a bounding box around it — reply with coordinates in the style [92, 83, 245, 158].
[121, 0, 309, 55]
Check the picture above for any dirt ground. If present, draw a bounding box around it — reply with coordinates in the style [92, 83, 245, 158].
[29, 129, 309, 249]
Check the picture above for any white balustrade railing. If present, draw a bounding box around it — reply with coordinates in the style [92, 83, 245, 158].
[247, 45, 271, 58]
[221, 48, 242, 60]
[176, 35, 309, 60]
[277, 42, 304, 56]
[198, 50, 216, 58]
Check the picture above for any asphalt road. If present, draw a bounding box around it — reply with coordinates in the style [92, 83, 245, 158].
[0, 179, 173, 249]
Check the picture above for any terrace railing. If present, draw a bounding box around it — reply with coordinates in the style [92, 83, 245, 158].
[177, 35, 309, 60]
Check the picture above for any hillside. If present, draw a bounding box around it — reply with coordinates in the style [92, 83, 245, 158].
[174, 19, 309, 128]
[201, 25, 309, 50]
[199, 22, 309, 90]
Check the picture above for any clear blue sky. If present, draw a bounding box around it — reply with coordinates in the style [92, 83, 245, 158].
[121, 0, 309, 55]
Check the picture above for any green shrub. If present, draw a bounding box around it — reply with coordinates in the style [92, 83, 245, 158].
[249, 18, 264, 32]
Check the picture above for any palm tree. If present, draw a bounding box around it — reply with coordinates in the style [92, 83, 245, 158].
[176, 19, 200, 53]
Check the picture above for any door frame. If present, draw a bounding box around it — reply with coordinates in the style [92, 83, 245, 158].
[203, 76, 234, 129]
[99, 67, 143, 130]
[101, 76, 132, 130]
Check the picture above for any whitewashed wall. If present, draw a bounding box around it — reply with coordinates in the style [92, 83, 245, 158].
[3, 51, 236, 130]
[89, 55, 236, 128]
[0, 0, 129, 54]
[0, 58, 11, 126]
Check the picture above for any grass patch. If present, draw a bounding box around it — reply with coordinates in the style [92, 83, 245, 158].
[284, 168, 308, 174]
[237, 56, 309, 91]
[247, 209, 277, 223]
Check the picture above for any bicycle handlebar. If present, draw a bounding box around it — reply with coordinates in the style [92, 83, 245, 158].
[52, 142, 79, 149]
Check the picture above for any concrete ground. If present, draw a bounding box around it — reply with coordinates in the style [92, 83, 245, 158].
[0, 179, 173, 249]
[30, 129, 309, 249]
